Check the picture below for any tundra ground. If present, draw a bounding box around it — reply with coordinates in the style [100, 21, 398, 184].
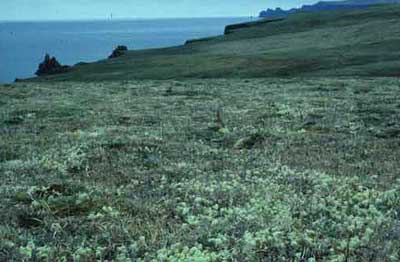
[1, 78, 400, 261]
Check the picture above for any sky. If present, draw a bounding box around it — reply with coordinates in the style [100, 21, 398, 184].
[0, 0, 317, 21]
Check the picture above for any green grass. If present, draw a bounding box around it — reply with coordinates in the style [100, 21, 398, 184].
[1, 78, 400, 261]
[27, 5, 400, 82]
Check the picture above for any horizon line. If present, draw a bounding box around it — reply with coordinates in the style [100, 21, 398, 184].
[0, 15, 258, 23]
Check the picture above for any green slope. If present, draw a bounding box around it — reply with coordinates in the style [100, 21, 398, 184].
[33, 5, 400, 81]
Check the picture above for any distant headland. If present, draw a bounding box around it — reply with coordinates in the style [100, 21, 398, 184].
[259, 0, 400, 18]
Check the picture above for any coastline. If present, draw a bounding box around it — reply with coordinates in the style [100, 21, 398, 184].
[0, 17, 253, 84]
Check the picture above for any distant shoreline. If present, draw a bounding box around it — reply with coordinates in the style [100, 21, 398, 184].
[0, 16, 256, 24]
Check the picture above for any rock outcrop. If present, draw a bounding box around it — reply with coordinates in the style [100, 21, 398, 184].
[108, 45, 128, 59]
[35, 54, 70, 76]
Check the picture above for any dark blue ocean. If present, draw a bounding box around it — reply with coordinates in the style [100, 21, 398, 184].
[0, 17, 254, 83]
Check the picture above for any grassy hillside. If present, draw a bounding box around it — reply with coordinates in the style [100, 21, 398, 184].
[1, 78, 400, 260]
[30, 4, 400, 82]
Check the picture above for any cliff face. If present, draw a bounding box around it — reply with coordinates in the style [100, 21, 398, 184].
[259, 0, 400, 18]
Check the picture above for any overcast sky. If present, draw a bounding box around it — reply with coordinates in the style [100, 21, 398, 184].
[0, 0, 317, 21]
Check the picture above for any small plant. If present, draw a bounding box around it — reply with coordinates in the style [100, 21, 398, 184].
[209, 107, 225, 132]
[215, 107, 224, 129]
